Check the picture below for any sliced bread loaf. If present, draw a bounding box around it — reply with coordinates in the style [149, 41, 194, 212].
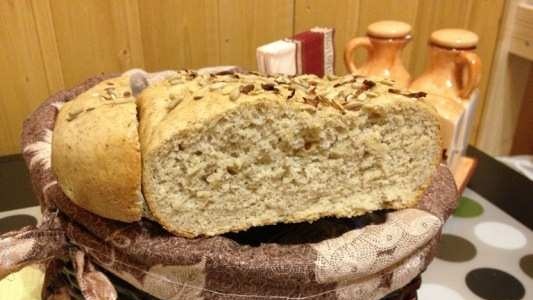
[139, 72, 442, 237]
[52, 76, 143, 222]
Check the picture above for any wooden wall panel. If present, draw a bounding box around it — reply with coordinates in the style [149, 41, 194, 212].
[465, 0, 506, 142]
[511, 68, 533, 154]
[139, 0, 293, 72]
[31, 0, 65, 94]
[409, 0, 474, 77]
[0, 0, 51, 155]
[138, 0, 220, 71]
[49, 0, 144, 87]
[218, 0, 294, 71]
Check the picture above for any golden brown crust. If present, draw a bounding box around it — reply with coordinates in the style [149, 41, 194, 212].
[52, 76, 142, 222]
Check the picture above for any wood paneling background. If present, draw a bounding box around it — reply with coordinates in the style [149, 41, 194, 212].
[511, 68, 533, 155]
[0, 0, 505, 155]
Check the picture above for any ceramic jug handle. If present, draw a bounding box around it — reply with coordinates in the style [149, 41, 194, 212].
[344, 37, 373, 73]
[458, 52, 482, 99]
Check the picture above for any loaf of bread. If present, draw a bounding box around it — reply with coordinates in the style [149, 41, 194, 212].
[52, 76, 143, 222]
[137, 71, 441, 237]
[51, 70, 441, 237]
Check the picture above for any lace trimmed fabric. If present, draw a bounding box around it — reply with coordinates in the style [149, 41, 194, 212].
[0, 71, 458, 300]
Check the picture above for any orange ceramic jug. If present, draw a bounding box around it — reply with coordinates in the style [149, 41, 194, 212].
[344, 20, 412, 88]
[410, 29, 481, 99]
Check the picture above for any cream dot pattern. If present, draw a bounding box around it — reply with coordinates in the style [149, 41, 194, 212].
[474, 222, 527, 250]
[419, 283, 465, 300]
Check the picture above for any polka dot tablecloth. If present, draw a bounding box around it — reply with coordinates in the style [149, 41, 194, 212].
[421, 189, 532, 300]
[0, 189, 531, 299]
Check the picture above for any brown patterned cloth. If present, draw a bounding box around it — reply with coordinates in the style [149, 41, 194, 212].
[0, 73, 458, 300]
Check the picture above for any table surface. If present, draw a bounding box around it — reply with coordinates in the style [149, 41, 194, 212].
[0, 146, 532, 300]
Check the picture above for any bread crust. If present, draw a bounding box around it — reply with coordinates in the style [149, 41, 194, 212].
[52, 76, 142, 222]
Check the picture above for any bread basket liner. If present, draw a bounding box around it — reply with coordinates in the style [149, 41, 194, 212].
[0, 73, 458, 300]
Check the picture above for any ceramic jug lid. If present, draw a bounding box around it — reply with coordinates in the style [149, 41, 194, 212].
[431, 29, 479, 49]
[367, 20, 411, 38]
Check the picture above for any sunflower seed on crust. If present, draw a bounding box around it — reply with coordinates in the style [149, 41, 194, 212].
[229, 88, 240, 101]
[209, 82, 225, 91]
[344, 102, 362, 111]
[240, 84, 254, 94]
[167, 97, 183, 110]
[66, 108, 84, 121]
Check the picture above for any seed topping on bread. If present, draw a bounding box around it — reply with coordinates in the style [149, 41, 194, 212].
[157, 70, 427, 115]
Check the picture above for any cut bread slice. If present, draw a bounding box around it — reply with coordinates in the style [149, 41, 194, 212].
[139, 72, 442, 237]
[52, 76, 143, 222]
